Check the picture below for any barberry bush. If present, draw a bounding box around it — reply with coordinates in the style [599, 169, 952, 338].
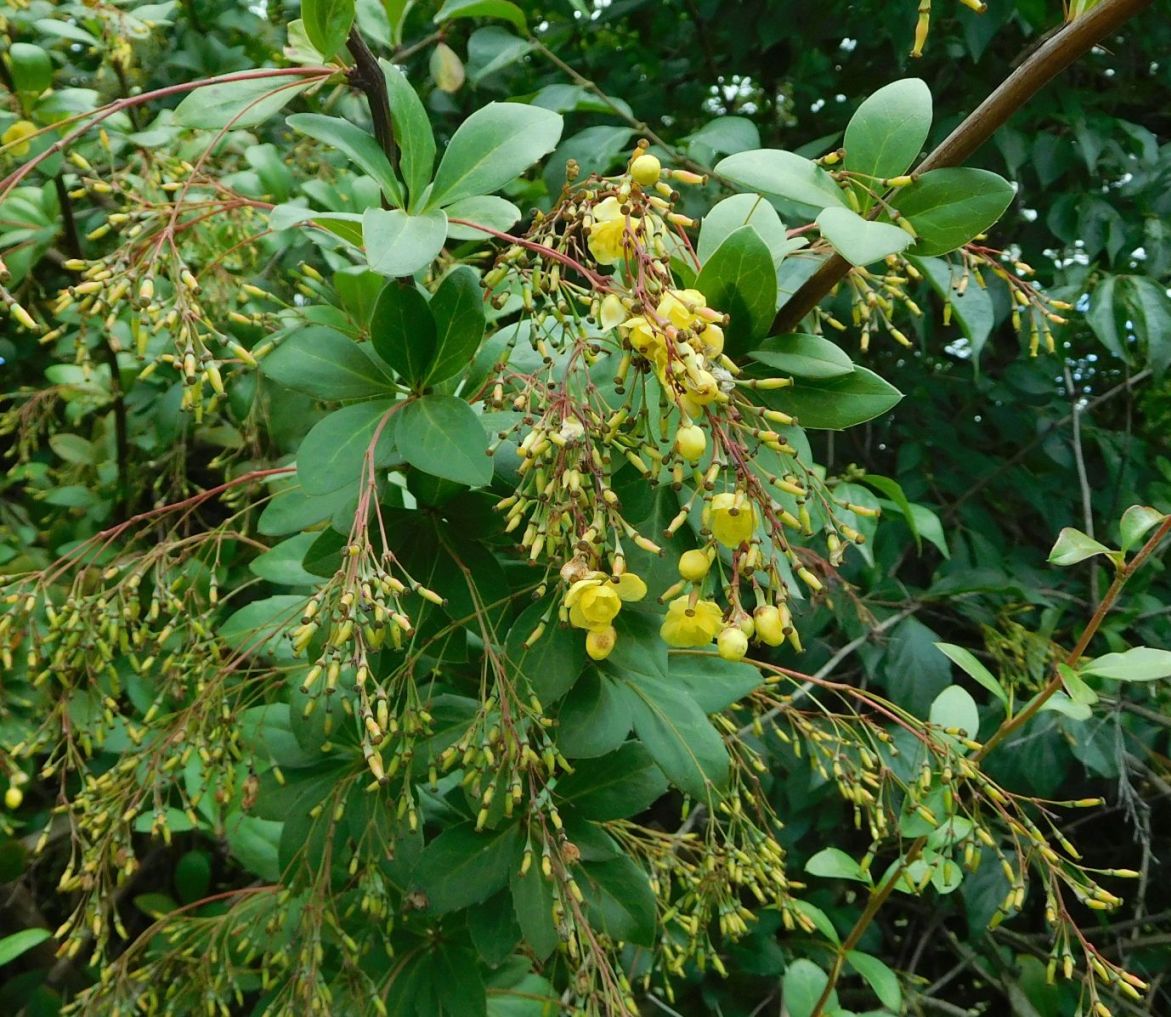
[2, 1, 1170, 1015]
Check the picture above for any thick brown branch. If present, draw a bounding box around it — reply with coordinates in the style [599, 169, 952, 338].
[773, 0, 1156, 333]
[346, 29, 398, 173]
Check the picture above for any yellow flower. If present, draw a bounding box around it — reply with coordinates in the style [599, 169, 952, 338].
[660, 595, 724, 647]
[565, 570, 647, 631]
[600, 293, 627, 329]
[622, 315, 664, 357]
[588, 196, 638, 266]
[2, 119, 37, 158]
[753, 605, 786, 646]
[698, 322, 724, 358]
[706, 491, 756, 548]
[656, 288, 707, 330]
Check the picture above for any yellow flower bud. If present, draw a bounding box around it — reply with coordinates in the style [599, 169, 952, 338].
[706, 491, 756, 548]
[4, 786, 22, 810]
[675, 423, 706, 463]
[753, 605, 785, 646]
[717, 627, 749, 661]
[585, 626, 617, 661]
[678, 549, 711, 582]
[630, 153, 661, 186]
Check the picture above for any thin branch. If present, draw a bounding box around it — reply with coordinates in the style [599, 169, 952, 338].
[1065, 364, 1099, 604]
[773, 0, 1157, 332]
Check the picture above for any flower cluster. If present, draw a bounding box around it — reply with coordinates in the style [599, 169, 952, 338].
[483, 144, 867, 662]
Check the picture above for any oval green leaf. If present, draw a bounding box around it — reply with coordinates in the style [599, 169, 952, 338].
[395, 395, 492, 487]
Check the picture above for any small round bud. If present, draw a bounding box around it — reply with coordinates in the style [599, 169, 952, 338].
[585, 626, 617, 661]
[717, 627, 748, 662]
[630, 153, 661, 186]
[753, 605, 785, 646]
[678, 549, 711, 583]
[4, 787, 22, 810]
[675, 423, 706, 463]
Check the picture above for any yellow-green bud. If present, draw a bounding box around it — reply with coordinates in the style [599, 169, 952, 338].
[631, 153, 661, 186]
[678, 549, 711, 582]
[675, 423, 706, 463]
[753, 605, 785, 646]
[717, 626, 748, 662]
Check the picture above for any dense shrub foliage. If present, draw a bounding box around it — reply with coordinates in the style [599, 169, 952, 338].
[1, 1, 1169, 1016]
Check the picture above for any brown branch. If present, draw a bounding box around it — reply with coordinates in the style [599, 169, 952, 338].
[773, 0, 1157, 333]
[346, 29, 398, 173]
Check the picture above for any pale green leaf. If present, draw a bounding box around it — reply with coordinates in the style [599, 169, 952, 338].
[1081, 647, 1171, 683]
[816, 206, 912, 266]
[934, 642, 1008, 706]
[428, 102, 563, 209]
[287, 112, 404, 206]
[363, 207, 448, 276]
[715, 148, 847, 209]
[749, 333, 854, 380]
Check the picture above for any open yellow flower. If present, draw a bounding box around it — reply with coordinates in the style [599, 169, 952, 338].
[706, 491, 756, 547]
[660, 595, 724, 647]
[656, 288, 707, 330]
[588, 196, 638, 266]
[565, 570, 647, 631]
[2, 120, 37, 158]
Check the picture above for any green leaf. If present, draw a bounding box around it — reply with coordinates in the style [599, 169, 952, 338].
[929, 685, 980, 739]
[555, 743, 667, 820]
[175, 74, 313, 130]
[224, 813, 282, 881]
[427, 102, 563, 209]
[892, 168, 1016, 256]
[1047, 527, 1114, 566]
[783, 959, 836, 1017]
[174, 851, 212, 904]
[666, 651, 762, 713]
[934, 642, 1008, 706]
[759, 365, 902, 429]
[435, 0, 527, 32]
[1038, 691, 1092, 722]
[846, 951, 903, 1012]
[619, 671, 730, 800]
[239, 702, 323, 767]
[816, 206, 912, 266]
[805, 847, 871, 884]
[694, 226, 777, 356]
[301, 0, 354, 59]
[578, 856, 657, 947]
[749, 333, 854, 380]
[444, 195, 522, 240]
[714, 148, 847, 209]
[688, 116, 761, 156]
[1119, 504, 1165, 554]
[416, 822, 521, 913]
[1059, 663, 1099, 706]
[379, 60, 436, 209]
[364, 207, 448, 277]
[220, 594, 303, 659]
[844, 78, 932, 184]
[1081, 647, 1171, 683]
[395, 395, 492, 487]
[370, 281, 435, 385]
[250, 533, 321, 586]
[698, 193, 793, 266]
[0, 928, 51, 966]
[511, 860, 559, 960]
[296, 399, 398, 496]
[8, 43, 53, 94]
[435, 945, 489, 1017]
[287, 112, 403, 206]
[428, 266, 486, 384]
[261, 326, 394, 400]
[466, 27, 534, 86]
[556, 670, 633, 758]
[913, 255, 995, 360]
[505, 600, 588, 703]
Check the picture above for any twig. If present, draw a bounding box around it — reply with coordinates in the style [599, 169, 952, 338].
[1065, 364, 1099, 604]
[773, 0, 1157, 332]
